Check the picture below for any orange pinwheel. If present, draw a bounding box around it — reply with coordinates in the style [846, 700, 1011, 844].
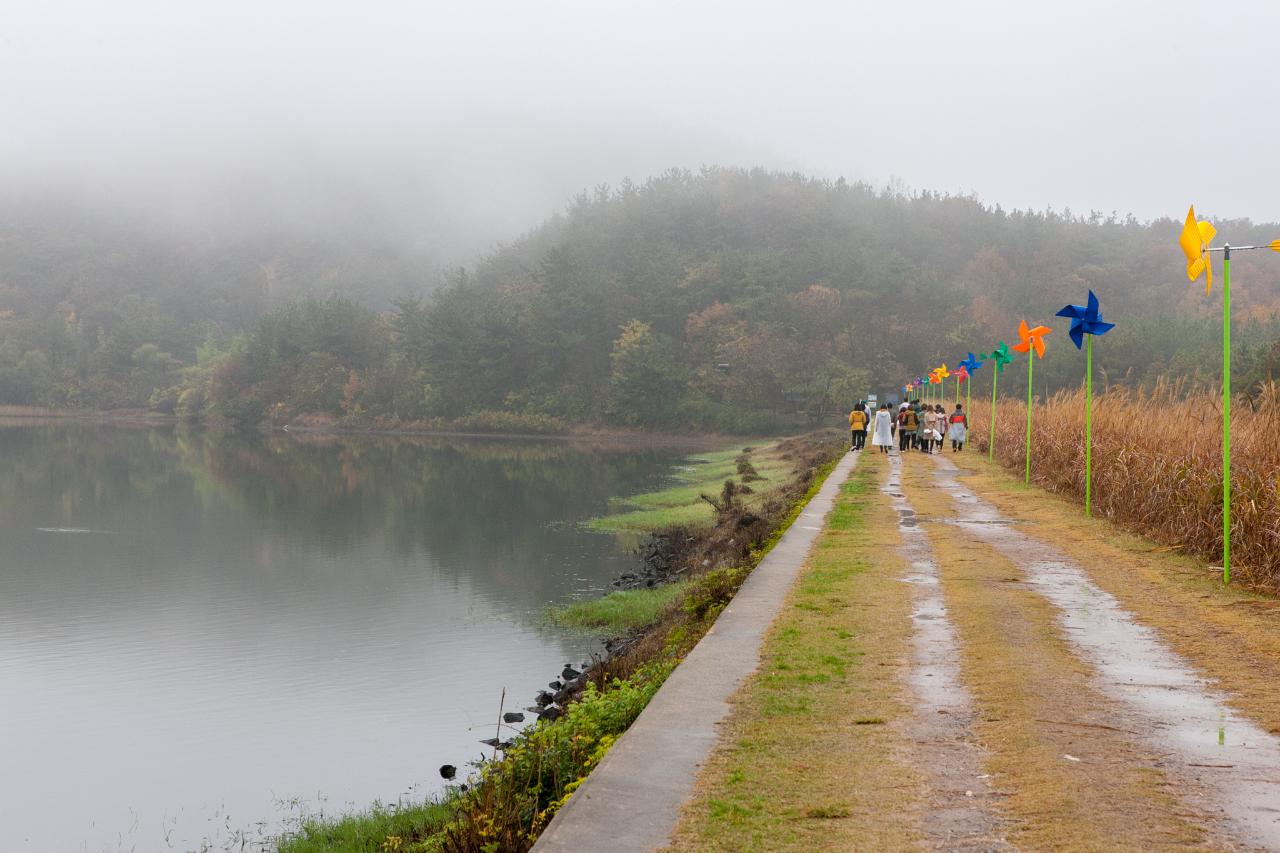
[1011, 320, 1052, 359]
[1011, 319, 1051, 484]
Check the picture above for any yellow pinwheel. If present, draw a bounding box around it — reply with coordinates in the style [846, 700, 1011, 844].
[1176, 205, 1280, 584]
[1180, 205, 1218, 294]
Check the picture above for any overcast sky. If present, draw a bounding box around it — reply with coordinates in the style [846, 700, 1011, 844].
[2, 0, 1275, 257]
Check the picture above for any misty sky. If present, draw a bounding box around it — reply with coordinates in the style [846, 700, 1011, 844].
[2, 0, 1275, 258]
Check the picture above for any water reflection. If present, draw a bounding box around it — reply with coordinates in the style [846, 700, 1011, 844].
[0, 425, 691, 851]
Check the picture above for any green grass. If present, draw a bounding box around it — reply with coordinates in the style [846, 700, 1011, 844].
[668, 461, 928, 851]
[277, 799, 454, 853]
[588, 443, 792, 532]
[548, 582, 689, 633]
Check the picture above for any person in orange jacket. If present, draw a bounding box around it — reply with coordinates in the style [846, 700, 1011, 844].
[848, 402, 869, 451]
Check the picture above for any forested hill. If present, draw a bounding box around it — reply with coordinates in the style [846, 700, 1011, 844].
[6, 168, 1280, 431]
[0, 201, 441, 410]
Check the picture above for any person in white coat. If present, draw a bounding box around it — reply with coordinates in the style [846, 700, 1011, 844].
[871, 403, 895, 454]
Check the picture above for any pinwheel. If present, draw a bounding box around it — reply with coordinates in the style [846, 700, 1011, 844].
[1011, 320, 1052, 484]
[1177, 205, 1280, 582]
[953, 364, 968, 405]
[959, 352, 983, 415]
[932, 364, 950, 404]
[981, 342, 1014, 461]
[1056, 290, 1116, 516]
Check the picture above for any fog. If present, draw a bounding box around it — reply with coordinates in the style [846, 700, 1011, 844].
[3, 0, 1277, 260]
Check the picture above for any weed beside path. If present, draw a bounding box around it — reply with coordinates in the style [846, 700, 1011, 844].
[969, 383, 1280, 594]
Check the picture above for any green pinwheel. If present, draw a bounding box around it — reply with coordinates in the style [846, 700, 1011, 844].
[981, 342, 1014, 461]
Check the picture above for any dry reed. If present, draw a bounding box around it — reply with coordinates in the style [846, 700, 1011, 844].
[968, 378, 1280, 595]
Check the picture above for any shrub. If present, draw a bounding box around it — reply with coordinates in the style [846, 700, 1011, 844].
[448, 410, 569, 436]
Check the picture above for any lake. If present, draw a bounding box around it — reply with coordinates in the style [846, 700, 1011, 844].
[0, 424, 694, 851]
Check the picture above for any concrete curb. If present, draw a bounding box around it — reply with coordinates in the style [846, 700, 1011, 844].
[532, 450, 860, 852]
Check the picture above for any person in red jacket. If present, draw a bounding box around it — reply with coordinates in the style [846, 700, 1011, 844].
[947, 404, 969, 452]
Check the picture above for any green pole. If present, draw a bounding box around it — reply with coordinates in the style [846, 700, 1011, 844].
[966, 376, 971, 422]
[989, 368, 998, 462]
[1025, 354, 1034, 484]
[1085, 334, 1093, 517]
[1223, 248, 1232, 584]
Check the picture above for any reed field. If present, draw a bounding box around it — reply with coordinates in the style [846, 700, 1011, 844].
[968, 380, 1280, 595]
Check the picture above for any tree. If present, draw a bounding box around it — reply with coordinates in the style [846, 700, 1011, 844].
[608, 320, 685, 427]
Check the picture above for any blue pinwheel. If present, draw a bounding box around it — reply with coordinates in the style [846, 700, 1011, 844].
[1055, 290, 1115, 351]
[1055, 289, 1117, 516]
[959, 352, 983, 374]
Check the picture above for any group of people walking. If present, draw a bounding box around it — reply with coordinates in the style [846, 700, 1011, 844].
[848, 400, 968, 455]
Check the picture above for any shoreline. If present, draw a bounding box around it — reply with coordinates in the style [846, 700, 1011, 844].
[276, 430, 846, 852]
[0, 406, 773, 449]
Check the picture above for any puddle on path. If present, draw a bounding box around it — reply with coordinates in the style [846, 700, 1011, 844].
[882, 455, 1010, 850]
[931, 456, 1280, 849]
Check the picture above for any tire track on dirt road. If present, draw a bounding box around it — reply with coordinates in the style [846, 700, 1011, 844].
[929, 454, 1280, 849]
[882, 453, 1011, 850]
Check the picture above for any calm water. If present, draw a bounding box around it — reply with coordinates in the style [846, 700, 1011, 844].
[0, 424, 691, 851]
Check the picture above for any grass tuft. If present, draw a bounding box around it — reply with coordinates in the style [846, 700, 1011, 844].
[278, 800, 454, 853]
[804, 805, 852, 819]
[548, 583, 687, 633]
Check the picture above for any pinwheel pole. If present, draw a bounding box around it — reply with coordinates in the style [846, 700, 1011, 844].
[1024, 352, 1034, 483]
[959, 354, 982, 436]
[1181, 206, 1280, 583]
[988, 365, 998, 461]
[1085, 334, 1093, 511]
[1011, 322, 1051, 485]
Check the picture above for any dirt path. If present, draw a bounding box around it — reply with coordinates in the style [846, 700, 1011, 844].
[882, 454, 1010, 849]
[638, 448, 1280, 851]
[924, 452, 1280, 848]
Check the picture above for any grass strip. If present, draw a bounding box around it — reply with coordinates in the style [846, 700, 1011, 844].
[666, 453, 926, 852]
[588, 443, 791, 532]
